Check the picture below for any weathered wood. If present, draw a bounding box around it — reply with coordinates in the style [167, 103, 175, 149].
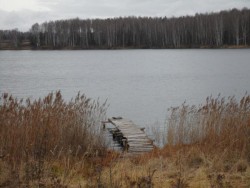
[128, 140, 151, 143]
[128, 144, 153, 147]
[105, 117, 155, 154]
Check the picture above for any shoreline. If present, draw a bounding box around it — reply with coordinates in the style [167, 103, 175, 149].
[1, 45, 250, 50]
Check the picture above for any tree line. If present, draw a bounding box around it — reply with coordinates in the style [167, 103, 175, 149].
[1, 8, 250, 49]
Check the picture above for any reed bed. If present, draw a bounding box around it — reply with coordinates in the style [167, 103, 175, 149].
[1, 93, 250, 187]
[92, 95, 250, 188]
[0, 91, 108, 187]
[166, 95, 250, 160]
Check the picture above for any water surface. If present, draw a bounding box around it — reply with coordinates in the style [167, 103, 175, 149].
[0, 49, 250, 126]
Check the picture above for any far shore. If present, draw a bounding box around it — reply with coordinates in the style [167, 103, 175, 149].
[1, 45, 250, 50]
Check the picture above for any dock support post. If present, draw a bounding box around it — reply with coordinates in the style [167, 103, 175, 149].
[101, 121, 106, 129]
[122, 138, 129, 152]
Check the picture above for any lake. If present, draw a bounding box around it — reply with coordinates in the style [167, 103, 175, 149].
[0, 49, 250, 127]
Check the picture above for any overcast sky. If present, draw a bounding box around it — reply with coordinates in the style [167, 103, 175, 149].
[0, 0, 250, 31]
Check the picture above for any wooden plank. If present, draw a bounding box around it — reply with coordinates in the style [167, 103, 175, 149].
[128, 140, 148, 142]
[129, 147, 154, 150]
[118, 130, 144, 134]
[121, 134, 146, 137]
[129, 149, 153, 152]
[130, 148, 154, 151]
[128, 143, 154, 146]
[125, 136, 148, 139]
[107, 117, 154, 154]
[124, 134, 147, 136]
[127, 138, 148, 141]
[127, 140, 152, 143]
[128, 145, 153, 147]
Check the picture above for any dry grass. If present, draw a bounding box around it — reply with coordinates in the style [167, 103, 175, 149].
[89, 146, 250, 187]
[1, 93, 250, 187]
[88, 95, 250, 187]
[0, 91, 108, 187]
[166, 95, 250, 161]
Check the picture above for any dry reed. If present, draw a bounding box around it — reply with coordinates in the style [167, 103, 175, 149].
[0, 91, 108, 187]
[1, 93, 250, 187]
[166, 95, 250, 161]
[89, 95, 250, 188]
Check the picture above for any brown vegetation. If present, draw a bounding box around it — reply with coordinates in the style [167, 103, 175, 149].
[166, 95, 250, 161]
[0, 91, 108, 187]
[0, 93, 250, 187]
[90, 95, 250, 187]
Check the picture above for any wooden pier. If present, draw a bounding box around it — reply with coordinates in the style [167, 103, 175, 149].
[103, 117, 154, 154]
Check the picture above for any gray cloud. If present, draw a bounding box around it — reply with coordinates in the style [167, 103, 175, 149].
[1, 0, 249, 31]
[0, 9, 55, 31]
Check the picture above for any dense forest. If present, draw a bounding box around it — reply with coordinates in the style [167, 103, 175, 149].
[0, 8, 250, 49]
